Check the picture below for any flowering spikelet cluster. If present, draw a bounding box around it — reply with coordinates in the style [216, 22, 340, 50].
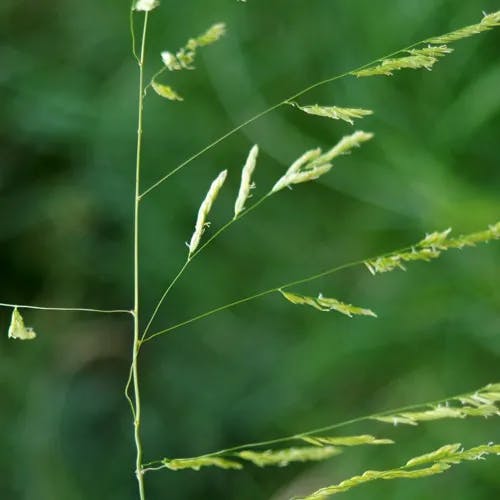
[297, 443, 500, 499]
[353, 45, 452, 77]
[161, 23, 226, 71]
[365, 223, 499, 274]
[288, 102, 373, 125]
[237, 447, 341, 467]
[271, 131, 373, 193]
[428, 10, 500, 44]
[280, 291, 377, 318]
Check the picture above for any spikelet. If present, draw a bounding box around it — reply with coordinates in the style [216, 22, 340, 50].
[311, 131, 374, 165]
[151, 81, 183, 101]
[427, 10, 500, 44]
[301, 435, 393, 447]
[8, 308, 36, 340]
[188, 170, 227, 256]
[288, 102, 373, 125]
[351, 10, 500, 79]
[280, 291, 377, 318]
[297, 463, 450, 499]
[134, 0, 159, 11]
[192, 23, 226, 48]
[237, 446, 341, 467]
[161, 23, 226, 72]
[353, 54, 438, 77]
[365, 248, 441, 274]
[373, 403, 499, 426]
[418, 228, 452, 249]
[365, 222, 500, 275]
[162, 456, 242, 471]
[160, 51, 182, 71]
[405, 444, 462, 468]
[297, 443, 500, 499]
[407, 45, 453, 58]
[271, 132, 373, 193]
[234, 145, 259, 218]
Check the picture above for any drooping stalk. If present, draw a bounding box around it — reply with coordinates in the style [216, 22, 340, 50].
[131, 11, 149, 500]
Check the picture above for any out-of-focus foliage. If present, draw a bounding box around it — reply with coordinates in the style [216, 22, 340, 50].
[0, 0, 499, 499]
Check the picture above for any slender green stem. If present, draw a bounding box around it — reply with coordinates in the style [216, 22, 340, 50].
[141, 258, 189, 340]
[129, 2, 139, 63]
[0, 302, 133, 315]
[131, 11, 149, 500]
[141, 194, 271, 339]
[138, 37, 433, 200]
[142, 384, 483, 470]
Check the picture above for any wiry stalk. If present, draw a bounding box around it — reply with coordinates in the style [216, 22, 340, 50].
[131, 11, 149, 500]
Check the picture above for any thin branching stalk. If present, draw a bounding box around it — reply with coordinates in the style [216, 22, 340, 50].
[131, 10, 149, 500]
[141, 383, 492, 471]
[0, 302, 133, 315]
[138, 38, 446, 199]
[141, 193, 271, 339]
[141, 257, 369, 343]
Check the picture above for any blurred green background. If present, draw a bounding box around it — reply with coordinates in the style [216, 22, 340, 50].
[1, 0, 499, 498]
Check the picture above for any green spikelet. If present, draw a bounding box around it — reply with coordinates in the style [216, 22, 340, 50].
[237, 446, 341, 467]
[297, 443, 500, 499]
[280, 291, 377, 318]
[162, 456, 242, 471]
[288, 102, 373, 125]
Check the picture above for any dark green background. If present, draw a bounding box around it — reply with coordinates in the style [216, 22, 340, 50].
[1, 1, 499, 498]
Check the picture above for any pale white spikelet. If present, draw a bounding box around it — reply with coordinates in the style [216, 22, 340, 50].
[314, 131, 374, 164]
[234, 145, 259, 218]
[193, 23, 226, 47]
[134, 0, 159, 12]
[161, 51, 182, 71]
[287, 148, 322, 174]
[188, 170, 228, 256]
